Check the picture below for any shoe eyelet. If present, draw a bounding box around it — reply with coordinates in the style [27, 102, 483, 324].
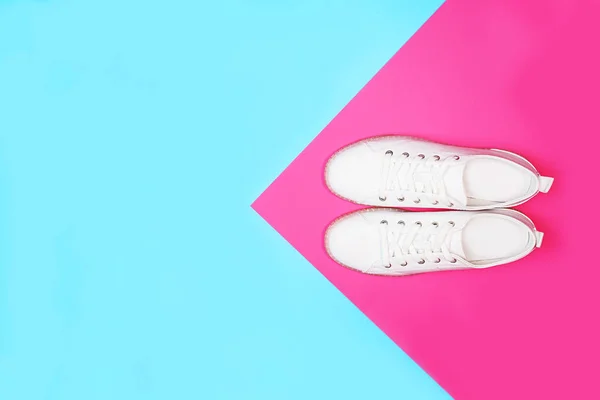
[450, 258, 457, 263]
[453, 155, 460, 161]
[418, 259, 425, 264]
[432, 200, 439, 205]
[402, 152, 410, 158]
[434, 258, 441, 263]
[380, 220, 388, 225]
[433, 155, 440, 161]
[397, 196, 405, 202]
[447, 202, 454, 207]
[400, 261, 408, 267]
[417, 154, 425, 159]
[379, 196, 387, 201]
[449, 221, 455, 227]
[385, 150, 393, 156]
[413, 198, 421, 204]
[415, 221, 422, 227]
[397, 220, 405, 226]
[384, 263, 392, 269]
[432, 222, 439, 227]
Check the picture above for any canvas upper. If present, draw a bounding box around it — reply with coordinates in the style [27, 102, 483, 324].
[325, 208, 543, 276]
[325, 136, 553, 210]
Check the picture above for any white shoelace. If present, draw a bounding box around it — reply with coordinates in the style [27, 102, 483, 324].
[379, 219, 457, 268]
[378, 151, 459, 206]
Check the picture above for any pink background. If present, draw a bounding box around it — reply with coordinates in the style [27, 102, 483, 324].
[253, 0, 600, 398]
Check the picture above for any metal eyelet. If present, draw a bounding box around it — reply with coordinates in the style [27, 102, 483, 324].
[380, 220, 388, 225]
[449, 221, 455, 227]
[413, 198, 421, 204]
[402, 152, 410, 157]
[385, 150, 393, 156]
[400, 261, 408, 267]
[432, 200, 439, 205]
[450, 258, 457, 263]
[417, 154, 425, 159]
[432, 222, 439, 227]
[453, 155, 460, 161]
[447, 202, 454, 207]
[434, 258, 441, 263]
[397, 220, 405, 226]
[418, 259, 425, 264]
[379, 196, 387, 201]
[384, 263, 392, 269]
[433, 155, 440, 161]
[415, 221, 422, 227]
[397, 196, 405, 202]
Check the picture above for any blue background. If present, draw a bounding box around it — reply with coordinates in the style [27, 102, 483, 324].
[0, 0, 450, 398]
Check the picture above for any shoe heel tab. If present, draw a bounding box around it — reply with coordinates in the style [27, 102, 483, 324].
[539, 176, 554, 193]
[534, 231, 544, 248]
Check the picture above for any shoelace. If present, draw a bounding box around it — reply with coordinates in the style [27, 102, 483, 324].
[379, 219, 457, 268]
[378, 151, 460, 206]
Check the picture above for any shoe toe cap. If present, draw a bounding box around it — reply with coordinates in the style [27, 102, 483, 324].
[326, 214, 380, 272]
[325, 143, 381, 203]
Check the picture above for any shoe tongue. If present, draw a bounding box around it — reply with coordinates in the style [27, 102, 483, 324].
[449, 229, 466, 259]
[443, 162, 467, 206]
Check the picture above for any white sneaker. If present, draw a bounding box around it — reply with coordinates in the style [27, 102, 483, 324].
[325, 136, 554, 210]
[325, 208, 543, 276]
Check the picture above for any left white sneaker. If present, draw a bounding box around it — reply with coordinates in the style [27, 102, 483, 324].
[325, 208, 544, 276]
[325, 136, 554, 210]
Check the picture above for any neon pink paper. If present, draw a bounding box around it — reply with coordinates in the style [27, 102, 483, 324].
[253, 0, 600, 398]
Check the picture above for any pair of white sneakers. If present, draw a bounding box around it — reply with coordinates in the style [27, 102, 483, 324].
[324, 136, 554, 276]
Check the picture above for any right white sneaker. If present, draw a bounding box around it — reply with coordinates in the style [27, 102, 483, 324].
[325, 208, 543, 276]
[325, 136, 554, 210]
